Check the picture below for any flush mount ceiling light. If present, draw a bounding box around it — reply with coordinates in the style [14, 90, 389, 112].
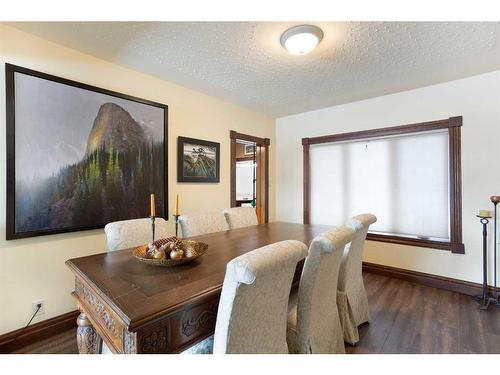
[280, 25, 324, 55]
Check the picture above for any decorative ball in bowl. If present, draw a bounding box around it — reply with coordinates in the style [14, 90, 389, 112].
[133, 236, 208, 267]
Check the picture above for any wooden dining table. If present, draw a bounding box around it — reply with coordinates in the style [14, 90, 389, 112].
[65, 221, 331, 354]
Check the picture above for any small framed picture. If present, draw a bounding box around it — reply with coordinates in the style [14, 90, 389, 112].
[177, 137, 220, 183]
[244, 144, 256, 155]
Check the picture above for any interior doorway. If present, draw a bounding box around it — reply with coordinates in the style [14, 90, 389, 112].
[230, 131, 270, 223]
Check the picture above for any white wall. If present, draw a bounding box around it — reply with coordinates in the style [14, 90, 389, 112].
[0, 25, 275, 334]
[276, 70, 500, 284]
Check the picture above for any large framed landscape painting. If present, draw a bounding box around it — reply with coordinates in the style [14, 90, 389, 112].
[5, 64, 168, 239]
[177, 137, 220, 183]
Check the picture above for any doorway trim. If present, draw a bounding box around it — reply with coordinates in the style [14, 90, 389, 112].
[230, 130, 270, 223]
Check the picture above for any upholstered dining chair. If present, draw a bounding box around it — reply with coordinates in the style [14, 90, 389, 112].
[337, 213, 377, 345]
[104, 217, 169, 252]
[178, 212, 228, 238]
[222, 207, 258, 229]
[183, 239, 308, 354]
[286, 226, 355, 354]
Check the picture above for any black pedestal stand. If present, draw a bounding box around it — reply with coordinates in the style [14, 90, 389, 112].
[173, 214, 180, 238]
[475, 214, 499, 309]
[491, 197, 499, 303]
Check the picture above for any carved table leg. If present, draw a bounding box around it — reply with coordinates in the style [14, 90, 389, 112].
[77, 312, 103, 354]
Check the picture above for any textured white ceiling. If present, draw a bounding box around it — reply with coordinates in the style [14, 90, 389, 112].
[6, 22, 500, 117]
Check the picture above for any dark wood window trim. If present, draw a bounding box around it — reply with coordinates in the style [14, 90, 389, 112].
[302, 117, 465, 254]
[230, 130, 270, 223]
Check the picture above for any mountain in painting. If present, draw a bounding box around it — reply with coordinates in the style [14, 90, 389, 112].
[86, 102, 147, 155]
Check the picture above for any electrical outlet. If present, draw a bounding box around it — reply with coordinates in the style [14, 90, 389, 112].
[32, 299, 45, 316]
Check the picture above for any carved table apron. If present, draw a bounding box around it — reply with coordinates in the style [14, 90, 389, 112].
[66, 222, 330, 354]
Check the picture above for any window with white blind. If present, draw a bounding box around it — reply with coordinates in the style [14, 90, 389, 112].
[302, 117, 464, 253]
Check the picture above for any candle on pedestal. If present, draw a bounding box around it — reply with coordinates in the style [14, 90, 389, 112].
[150, 193, 156, 217]
[176, 194, 179, 216]
[479, 210, 492, 218]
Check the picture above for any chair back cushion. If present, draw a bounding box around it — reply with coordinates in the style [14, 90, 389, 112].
[338, 213, 377, 291]
[178, 212, 228, 238]
[104, 217, 169, 252]
[213, 240, 308, 353]
[222, 207, 258, 229]
[296, 226, 355, 353]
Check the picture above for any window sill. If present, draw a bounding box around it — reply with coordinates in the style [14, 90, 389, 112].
[366, 233, 465, 254]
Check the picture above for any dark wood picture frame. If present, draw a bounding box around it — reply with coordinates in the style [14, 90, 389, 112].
[5, 63, 169, 240]
[177, 136, 220, 183]
[302, 116, 465, 254]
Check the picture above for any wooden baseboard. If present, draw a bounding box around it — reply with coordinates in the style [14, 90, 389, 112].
[0, 310, 78, 353]
[362, 261, 496, 297]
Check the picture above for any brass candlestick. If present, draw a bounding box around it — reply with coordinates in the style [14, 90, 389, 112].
[151, 216, 156, 242]
[173, 214, 180, 238]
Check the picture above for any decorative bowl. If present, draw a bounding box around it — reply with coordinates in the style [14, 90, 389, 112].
[132, 238, 208, 267]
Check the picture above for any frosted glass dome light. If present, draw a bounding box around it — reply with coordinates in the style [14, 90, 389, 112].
[280, 25, 323, 55]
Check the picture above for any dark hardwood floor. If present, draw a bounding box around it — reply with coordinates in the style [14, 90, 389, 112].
[347, 273, 500, 354]
[13, 328, 78, 354]
[13, 272, 500, 354]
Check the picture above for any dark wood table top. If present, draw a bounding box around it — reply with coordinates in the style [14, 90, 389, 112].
[66, 221, 331, 331]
